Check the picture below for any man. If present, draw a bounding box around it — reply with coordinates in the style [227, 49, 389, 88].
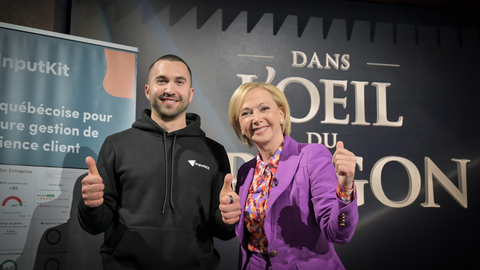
[78, 54, 241, 269]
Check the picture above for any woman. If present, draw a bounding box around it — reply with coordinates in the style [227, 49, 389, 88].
[228, 82, 358, 269]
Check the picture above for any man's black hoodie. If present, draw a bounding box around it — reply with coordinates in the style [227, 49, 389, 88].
[78, 109, 234, 269]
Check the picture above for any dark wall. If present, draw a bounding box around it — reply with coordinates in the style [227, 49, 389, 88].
[0, 0, 69, 33]
[2, 0, 479, 33]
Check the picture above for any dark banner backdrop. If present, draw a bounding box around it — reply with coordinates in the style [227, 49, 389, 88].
[71, 0, 480, 269]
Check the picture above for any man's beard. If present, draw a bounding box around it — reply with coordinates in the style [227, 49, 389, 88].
[151, 94, 189, 121]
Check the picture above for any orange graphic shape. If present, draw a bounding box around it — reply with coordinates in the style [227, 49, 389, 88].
[103, 48, 136, 100]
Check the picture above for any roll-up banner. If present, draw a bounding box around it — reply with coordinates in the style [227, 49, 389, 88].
[0, 22, 137, 270]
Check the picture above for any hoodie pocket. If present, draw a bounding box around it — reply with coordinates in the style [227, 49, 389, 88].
[108, 226, 212, 269]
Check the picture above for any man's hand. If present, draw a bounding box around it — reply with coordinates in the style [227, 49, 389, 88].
[219, 174, 241, 225]
[81, 156, 105, 208]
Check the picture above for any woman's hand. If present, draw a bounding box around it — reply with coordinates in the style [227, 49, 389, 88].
[332, 141, 356, 189]
[219, 174, 241, 224]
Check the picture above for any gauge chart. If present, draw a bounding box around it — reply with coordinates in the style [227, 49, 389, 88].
[2, 196, 23, 207]
[0, 180, 34, 219]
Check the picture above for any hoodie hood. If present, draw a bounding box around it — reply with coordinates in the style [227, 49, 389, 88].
[132, 109, 206, 138]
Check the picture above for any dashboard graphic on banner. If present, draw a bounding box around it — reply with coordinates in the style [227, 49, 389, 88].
[0, 23, 137, 270]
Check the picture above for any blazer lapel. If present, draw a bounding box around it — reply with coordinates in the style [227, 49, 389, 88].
[266, 135, 302, 217]
[235, 161, 255, 240]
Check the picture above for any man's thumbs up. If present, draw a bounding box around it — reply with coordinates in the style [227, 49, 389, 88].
[82, 156, 105, 208]
[86, 156, 99, 176]
[219, 174, 241, 225]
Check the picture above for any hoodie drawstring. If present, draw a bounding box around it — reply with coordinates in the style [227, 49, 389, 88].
[170, 135, 177, 213]
[161, 133, 177, 214]
[161, 134, 168, 214]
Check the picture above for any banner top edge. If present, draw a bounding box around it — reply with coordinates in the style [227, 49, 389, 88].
[0, 22, 138, 53]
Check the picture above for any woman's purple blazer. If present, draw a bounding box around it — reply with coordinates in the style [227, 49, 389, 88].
[234, 135, 359, 270]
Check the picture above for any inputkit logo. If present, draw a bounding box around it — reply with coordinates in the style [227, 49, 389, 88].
[188, 160, 210, 170]
[0, 54, 70, 76]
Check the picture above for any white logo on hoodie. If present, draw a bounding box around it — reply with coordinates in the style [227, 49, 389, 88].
[188, 160, 210, 170]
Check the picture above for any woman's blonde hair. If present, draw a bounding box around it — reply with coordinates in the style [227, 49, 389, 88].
[228, 82, 291, 148]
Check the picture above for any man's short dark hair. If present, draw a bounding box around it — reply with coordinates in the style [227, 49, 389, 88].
[147, 54, 192, 85]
